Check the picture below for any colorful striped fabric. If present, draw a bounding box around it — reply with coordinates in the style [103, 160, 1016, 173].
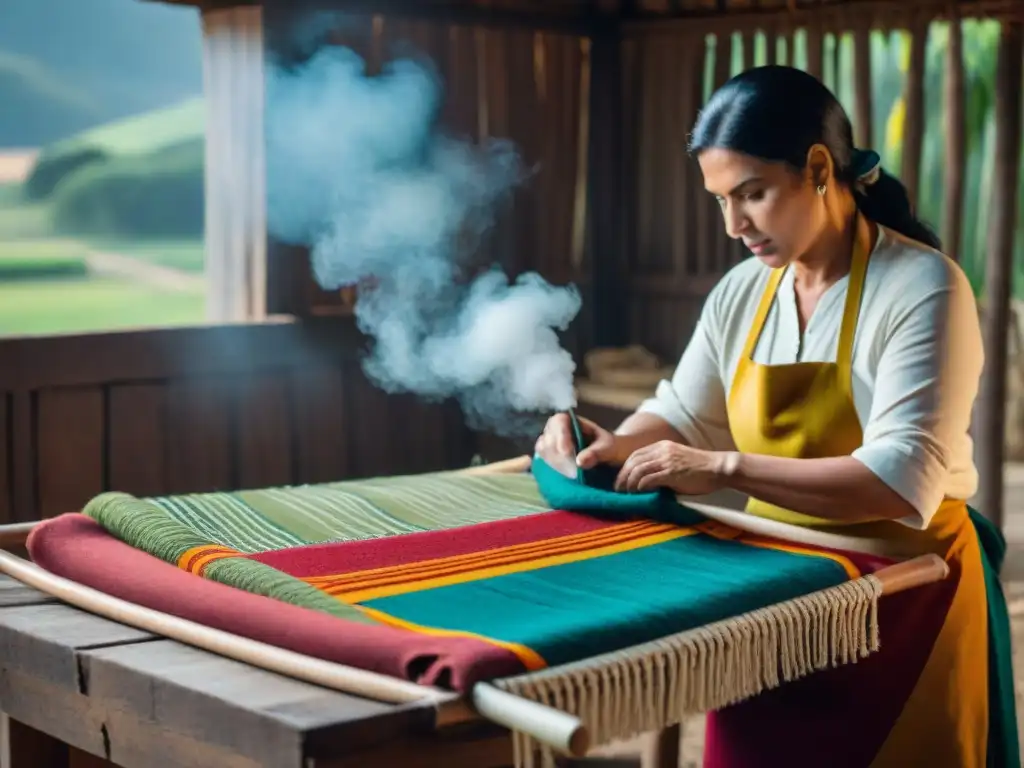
[77, 465, 889, 682]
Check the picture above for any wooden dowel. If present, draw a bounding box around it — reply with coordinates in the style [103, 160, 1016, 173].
[0, 522, 36, 551]
[873, 553, 949, 595]
[454, 454, 532, 475]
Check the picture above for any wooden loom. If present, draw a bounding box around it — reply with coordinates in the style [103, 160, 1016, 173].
[0, 455, 950, 767]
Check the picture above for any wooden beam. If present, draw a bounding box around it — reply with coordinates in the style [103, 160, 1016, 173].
[0, 317, 363, 392]
[899, 16, 928, 208]
[975, 20, 1023, 531]
[941, 9, 966, 261]
[587, 27, 629, 348]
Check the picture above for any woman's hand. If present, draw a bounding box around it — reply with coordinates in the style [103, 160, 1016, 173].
[535, 413, 620, 471]
[614, 440, 730, 495]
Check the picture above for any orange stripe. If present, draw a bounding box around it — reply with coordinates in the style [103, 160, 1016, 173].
[356, 605, 548, 671]
[303, 520, 662, 586]
[309, 522, 680, 593]
[735, 534, 862, 580]
[177, 545, 241, 575]
[333, 528, 697, 602]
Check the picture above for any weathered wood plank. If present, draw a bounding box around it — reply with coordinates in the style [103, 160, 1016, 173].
[36, 388, 105, 519]
[0, 393, 10, 524]
[165, 379, 235, 494]
[0, 603, 154, 690]
[0, 575, 55, 608]
[1, 669, 263, 768]
[108, 384, 168, 497]
[292, 369, 350, 484]
[0, 318, 359, 392]
[236, 374, 294, 490]
[9, 392, 36, 523]
[82, 640, 433, 767]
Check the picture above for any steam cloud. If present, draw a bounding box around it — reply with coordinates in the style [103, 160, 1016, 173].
[264, 32, 582, 437]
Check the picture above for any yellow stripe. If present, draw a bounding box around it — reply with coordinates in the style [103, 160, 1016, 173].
[309, 522, 677, 592]
[736, 536, 862, 580]
[303, 520, 663, 586]
[356, 605, 548, 672]
[335, 528, 697, 602]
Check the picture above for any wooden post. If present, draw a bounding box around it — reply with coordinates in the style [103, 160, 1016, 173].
[201, 6, 268, 323]
[900, 16, 928, 209]
[941, 9, 966, 261]
[805, 18, 825, 80]
[852, 23, 873, 149]
[976, 21, 1023, 531]
[587, 24, 629, 348]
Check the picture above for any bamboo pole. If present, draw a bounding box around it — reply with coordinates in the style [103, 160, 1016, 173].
[976, 20, 1023, 530]
[852, 22, 873, 149]
[900, 15, 929, 208]
[941, 6, 966, 261]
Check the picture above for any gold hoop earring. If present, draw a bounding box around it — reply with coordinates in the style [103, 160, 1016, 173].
[816, 184, 827, 196]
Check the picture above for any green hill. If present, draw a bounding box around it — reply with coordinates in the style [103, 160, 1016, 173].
[0, 52, 102, 146]
[0, 0, 202, 148]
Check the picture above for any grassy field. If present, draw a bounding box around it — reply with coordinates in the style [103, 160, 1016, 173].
[0, 179, 206, 335]
[0, 275, 204, 336]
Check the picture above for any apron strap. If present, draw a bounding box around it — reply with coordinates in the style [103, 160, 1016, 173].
[836, 215, 873, 374]
[740, 267, 787, 363]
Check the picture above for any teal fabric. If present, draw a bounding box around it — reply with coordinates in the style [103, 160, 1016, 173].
[968, 506, 1021, 768]
[531, 455, 705, 527]
[532, 409, 704, 526]
[365, 530, 850, 666]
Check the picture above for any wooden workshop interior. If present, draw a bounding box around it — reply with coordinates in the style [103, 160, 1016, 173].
[0, 0, 1021, 764]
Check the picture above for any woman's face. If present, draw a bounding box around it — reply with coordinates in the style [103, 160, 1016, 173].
[697, 147, 826, 269]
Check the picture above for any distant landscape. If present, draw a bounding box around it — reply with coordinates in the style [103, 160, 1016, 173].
[0, 2, 1020, 339]
[0, 0, 206, 336]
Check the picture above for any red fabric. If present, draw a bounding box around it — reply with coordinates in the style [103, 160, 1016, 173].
[252, 510, 618, 577]
[702, 556, 959, 768]
[27, 513, 526, 690]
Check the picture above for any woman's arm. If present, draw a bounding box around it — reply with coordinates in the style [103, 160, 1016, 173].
[717, 453, 917, 522]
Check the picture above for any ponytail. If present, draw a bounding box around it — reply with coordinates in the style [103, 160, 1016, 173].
[852, 167, 942, 250]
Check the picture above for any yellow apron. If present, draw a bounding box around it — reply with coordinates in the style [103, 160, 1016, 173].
[703, 216, 995, 767]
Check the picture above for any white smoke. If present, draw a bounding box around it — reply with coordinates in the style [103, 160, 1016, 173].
[264, 34, 581, 436]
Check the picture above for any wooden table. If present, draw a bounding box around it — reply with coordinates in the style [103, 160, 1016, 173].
[0, 576, 647, 768]
[0, 574, 508, 768]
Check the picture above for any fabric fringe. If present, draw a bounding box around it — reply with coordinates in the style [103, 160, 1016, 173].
[496, 574, 883, 768]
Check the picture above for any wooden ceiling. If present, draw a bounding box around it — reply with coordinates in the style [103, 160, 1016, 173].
[143, 0, 1022, 20]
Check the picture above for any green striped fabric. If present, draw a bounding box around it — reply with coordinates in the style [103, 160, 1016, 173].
[84, 470, 550, 554]
[82, 470, 550, 624]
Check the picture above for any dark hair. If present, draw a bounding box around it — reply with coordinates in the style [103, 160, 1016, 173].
[688, 65, 940, 250]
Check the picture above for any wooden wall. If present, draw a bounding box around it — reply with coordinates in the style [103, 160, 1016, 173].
[0, 319, 477, 525]
[265, 4, 596, 357]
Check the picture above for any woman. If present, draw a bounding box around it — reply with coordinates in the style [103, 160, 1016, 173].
[536, 65, 1017, 767]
